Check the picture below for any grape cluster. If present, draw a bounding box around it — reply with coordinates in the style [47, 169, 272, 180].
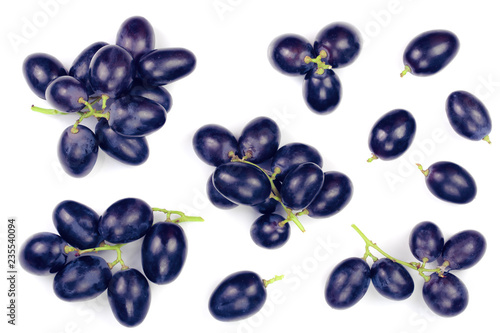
[23, 16, 196, 177]
[19, 198, 203, 327]
[325, 223, 486, 317]
[193, 116, 353, 249]
[268, 22, 361, 114]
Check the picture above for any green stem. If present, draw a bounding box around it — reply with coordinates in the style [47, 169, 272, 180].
[152, 208, 204, 223]
[262, 274, 284, 288]
[304, 50, 332, 75]
[367, 153, 379, 163]
[400, 65, 411, 77]
[31, 105, 69, 115]
[483, 135, 491, 144]
[64, 243, 128, 270]
[416, 163, 429, 177]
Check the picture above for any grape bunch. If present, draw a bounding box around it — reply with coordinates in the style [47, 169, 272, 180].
[193, 116, 353, 249]
[325, 222, 486, 317]
[19, 198, 203, 327]
[22, 16, 196, 177]
[268, 22, 361, 115]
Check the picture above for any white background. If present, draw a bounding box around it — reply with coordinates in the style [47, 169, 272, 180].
[1, 0, 499, 332]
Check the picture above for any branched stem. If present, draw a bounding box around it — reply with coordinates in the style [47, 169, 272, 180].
[152, 208, 204, 223]
[64, 243, 128, 270]
[304, 50, 332, 75]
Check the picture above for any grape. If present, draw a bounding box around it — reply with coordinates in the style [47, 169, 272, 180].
[370, 258, 414, 301]
[53, 255, 112, 302]
[212, 162, 272, 206]
[108, 95, 167, 137]
[141, 222, 187, 284]
[268, 34, 315, 75]
[237, 117, 281, 163]
[89, 44, 135, 98]
[368, 109, 416, 161]
[305, 171, 353, 218]
[45, 76, 88, 113]
[23, 52, 67, 99]
[250, 213, 290, 249]
[137, 48, 196, 86]
[108, 268, 151, 327]
[52, 200, 103, 250]
[206, 173, 238, 210]
[209, 271, 267, 321]
[280, 162, 324, 210]
[95, 119, 150, 165]
[271, 142, 323, 181]
[98, 198, 153, 243]
[19, 232, 67, 275]
[401, 30, 459, 77]
[409, 221, 444, 263]
[252, 180, 281, 214]
[303, 69, 342, 114]
[192, 124, 238, 166]
[116, 16, 155, 60]
[440, 230, 486, 270]
[314, 22, 361, 68]
[58, 125, 98, 178]
[129, 84, 172, 113]
[69, 41, 108, 95]
[422, 272, 468, 317]
[325, 257, 370, 309]
[445, 90, 492, 142]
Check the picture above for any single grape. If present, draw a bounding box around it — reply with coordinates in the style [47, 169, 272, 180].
[268, 34, 315, 75]
[52, 200, 103, 250]
[108, 268, 151, 327]
[98, 197, 153, 244]
[409, 221, 444, 263]
[116, 16, 155, 60]
[19, 232, 67, 275]
[129, 84, 172, 113]
[325, 257, 370, 309]
[422, 272, 468, 317]
[305, 171, 353, 218]
[209, 271, 267, 321]
[69, 41, 108, 96]
[314, 22, 361, 68]
[141, 222, 187, 284]
[53, 255, 112, 302]
[280, 162, 324, 210]
[137, 48, 196, 86]
[271, 142, 323, 182]
[370, 258, 414, 301]
[22, 52, 67, 99]
[58, 125, 98, 178]
[250, 213, 290, 249]
[193, 124, 238, 167]
[45, 76, 88, 113]
[440, 230, 486, 270]
[206, 173, 238, 210]
[237, 117, 281, 163]
[303, 69, 342, 114]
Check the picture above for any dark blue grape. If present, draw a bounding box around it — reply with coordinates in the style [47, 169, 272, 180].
[370, 258, 414, 301]
[250, 214, 290, 249]
[23, 52, 67, 99]
[402, 30, 459, 77]
[95, 119, 149, 165]
[53, 255, 112, 302]
[129, 84, 172, 113]
[440, 230, 486, 270]
[421, 161, 476, 204]
[325, 257, 370, 309]
[58, 125, 98, 178]
[268, 34, 315, 75]
[314, 22, 361, 68]
[271, 142, 323, 182]
[108, 268, 151, 327]
[108, 95, 167, 137]
[141, 222, 187, 284]
[45, 75, 88, 113]
[206, 173, 238, 210]
[53, 200, 103, 250]
[116, 16, 155, 60]
[193, 124, 238, 166]
[137, 48, 196, 86]
[305, 171, 353, 218]
[89, 44, 135, 98]
[19, 232, 67, 275]
[281, 162, 324, 210]
[98, 198, 153, 244]
[212, 162, 271, 206]
[446, 90, 492, 142]
[303, 69, 342, 114]
[422, 272, 468, 317]
[368, 109, 416, 161]
[238, 117, 280, 163]
[209, 271, 267, 321]
[69, 41, 108, 95]
[409, 221, 444, 263]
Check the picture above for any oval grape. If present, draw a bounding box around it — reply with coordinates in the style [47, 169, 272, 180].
[303, 69, 342, 114]
[116, 16, 155, 60]
[440, 230, 486, 270]
[422, 272, 468, 317]
[23, 52, 67, 99]
[57, 125, 98, 178]
[69, 41, 108, 95]
[192, 124, 238, 166]
[250, 214, 290, 249]
[409, 221, 444, 263]
[314, 22, 361, 68]
[137, 48, 196, 86]
[268, 34, 315, 75]
[19, 232, 67, 275]
[237, 116, 280, 164]
[305, 171, 353, 218]
[370, 258, 414, 301]
[281, 162, 324, 210]
[46, 75, 88, 113]
[271, 142, 323, 181]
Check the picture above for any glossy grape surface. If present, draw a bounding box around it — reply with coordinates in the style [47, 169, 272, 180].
[446, 90, 492, 141]
[440, 230, 486, 270]
[281, 162, 324, 210]
[268, 34, 315, 75]
[409, 221, 444, 263]
[368, 109, 416, 160]
[99, 198, 153, 243]
[69, 41, 108, 95]
[305, 171, 353, 218]
[141, 222, 187, 284]
[250, 214, 290, 249]
[370, 258, 414, 301]
[314, 22, 361, 68]
[303, 69, 342, 114]
[252, 180, 281, 214]
[52, 200, 103, 250]
[116, 16, 155, 60]
[209, 271, 267, 321]
[422, 272, 468, 317]
[423, 161, 476, 204]
[19, 232, 67, 275]
[271, 142, 323, 181]
[23, 52, 67, 99]
[46, 75, 88, 113]
[237, 117, 280, 163]
[137, 48, 196, 86]
[129, 84, 172, 113]
[108, 268, 151, 327]
[325, 257, 370, 309]
[206, 173, 238, 210]
[192, 124, 238, 166]
[58, 125, 98, 178]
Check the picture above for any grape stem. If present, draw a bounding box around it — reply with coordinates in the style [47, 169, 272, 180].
[416, 163, 429, 177]
[400, 65, 411, 77]
[304, 50, 332, 75]
[152, 208, 204, 223]
[262, 274, 284, 288]
[367, 153, 379, 163]
[64, 243, 129, 270]
[483, 135, 492, 144]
